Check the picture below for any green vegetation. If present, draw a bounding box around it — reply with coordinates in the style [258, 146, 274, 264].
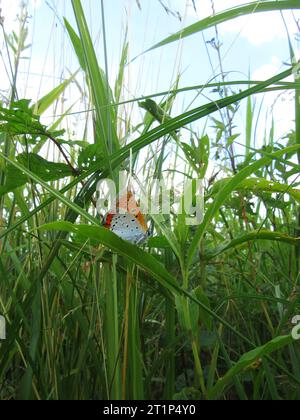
[0, 0, 299, 400]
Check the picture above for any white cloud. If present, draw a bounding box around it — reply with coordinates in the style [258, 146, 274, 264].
[221, 11, 288, 46]
[252, 56, 282, 80]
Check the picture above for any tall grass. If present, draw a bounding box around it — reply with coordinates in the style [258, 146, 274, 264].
[0, 0, 300, 400]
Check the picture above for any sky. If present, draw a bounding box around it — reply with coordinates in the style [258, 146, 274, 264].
[0, 0, 300, 164]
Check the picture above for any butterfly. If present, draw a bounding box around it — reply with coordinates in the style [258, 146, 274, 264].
[103, 190, 150, 245]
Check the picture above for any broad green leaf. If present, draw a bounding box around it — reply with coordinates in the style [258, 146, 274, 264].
[209, 177, 300, 203]
[181, 135, 210, 177]
[147, 235, 171, 248]
[41, 221, 180, 294]
[209, 335, 293, 400]
[226, 133, 240, 148]
[175, 295, 189, 331]
[114, 32, 128, 105]
[139, 96, 180, 144]
[64, 17, 87, 72]
[198, 134, 210, 178]
[206, 230, 300, 259]
[193, 287, 212, 331]
[176, 287, 211, 335]
[0, 152, 98, 225]
[0, 99, 45, 136]
[78, 143, 105, 170]
[173, 387, 202, 401]
[32, 71, 78, 116]
[69, 2, 119, 155]
[0, 153, 73, 196]
[0, 162, 98, 241]
[139, 98, 173, 125]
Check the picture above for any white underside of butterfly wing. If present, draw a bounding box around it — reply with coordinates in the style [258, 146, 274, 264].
[109, 214, 148, 244]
